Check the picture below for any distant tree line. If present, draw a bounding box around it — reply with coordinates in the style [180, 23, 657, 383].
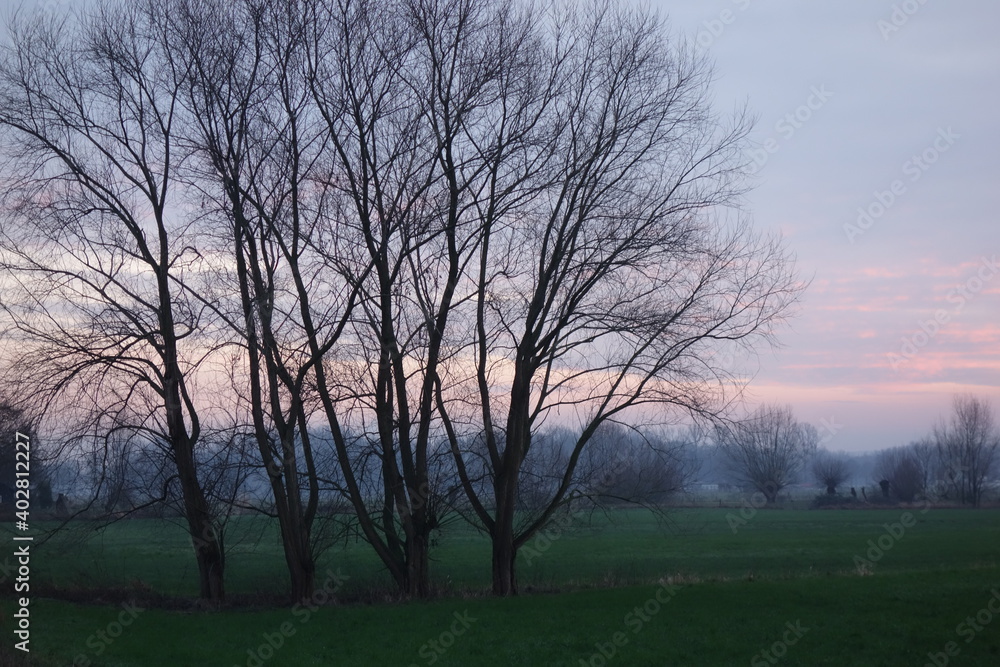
[864, 395, 999, 507]
[707, 395, 999, 508]
[804, 395, 999, 507]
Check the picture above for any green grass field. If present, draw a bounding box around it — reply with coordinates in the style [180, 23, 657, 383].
[3, 507, 1000, 665]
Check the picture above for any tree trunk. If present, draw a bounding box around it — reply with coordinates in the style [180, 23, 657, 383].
[285, 534, 316, 604]
[492, 370, 531, 596]
[179, 477, 225, 601]
[274, 492, 316, 603]
[407, 533, 430, 598]
[169, 394, 225, 602]
[491, 505, 517, 597]
[191, 519, 226, 601]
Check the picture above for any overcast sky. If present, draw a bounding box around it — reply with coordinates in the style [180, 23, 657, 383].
[3, 0, 997, 452]
[651, 0, 1000, 451]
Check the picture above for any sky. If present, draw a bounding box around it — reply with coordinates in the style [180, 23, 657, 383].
[649, 0, 1000, 451]
[2, 0, 997, 453]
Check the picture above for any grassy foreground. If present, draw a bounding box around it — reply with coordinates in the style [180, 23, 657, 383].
[17, 507, 1000, 597]
[2, 507, 999, 665]
[5, 569, 1000, 666]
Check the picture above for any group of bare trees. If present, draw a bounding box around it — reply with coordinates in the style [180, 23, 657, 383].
[807, 395, 998, 506]
[871, 445, 926, 502]
[716, 395, 999, 508]
[930, 395, 999, 506]
[864, 396, 998, 506]
[0, 0, 797, 601]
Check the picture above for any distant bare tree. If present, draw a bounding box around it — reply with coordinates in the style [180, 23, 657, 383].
[909, 438, 937, 498]
[717, 405, 818, 504]
[811, 451, 851, 495]
[873, 447, 923, 503]
[511, 423, 696, 511]
[581, 424, 697, 505]
[934, 395, 999, 507]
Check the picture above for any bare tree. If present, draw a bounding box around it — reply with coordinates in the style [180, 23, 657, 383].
[872, 446, 923, 503]
[934, 394, 999, 507]
[717, 405, 818, 504]
[0, 4, 226, 599]
[173, 0, 451, 599]
[909, 438, 937, 499]
[582, 424, 697, 505]
[309, 0, 794, 597]
[509, 423, 696, 510]
[303, 0, 444, 597]
[157, 0, 348, 603]
[427, 0, 799, 595]
[811, 451, 851, 495]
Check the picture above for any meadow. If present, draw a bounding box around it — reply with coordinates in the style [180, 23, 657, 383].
[3, 506, 1000, 666]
